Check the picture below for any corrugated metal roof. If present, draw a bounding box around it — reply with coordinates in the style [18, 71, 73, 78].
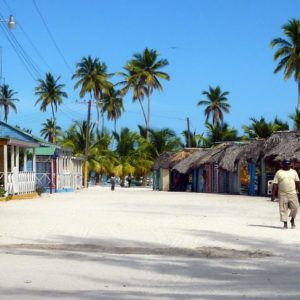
[35, 147, 56, 156]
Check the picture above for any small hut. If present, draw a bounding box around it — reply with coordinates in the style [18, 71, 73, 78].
[262, 131, 300, 195]
[153, 152, 175, 191]
[153, 149, 198, 191]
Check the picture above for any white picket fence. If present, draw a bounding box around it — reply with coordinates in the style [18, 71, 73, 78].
[0, 172, 36, 195]
[0, 172, 83, 195]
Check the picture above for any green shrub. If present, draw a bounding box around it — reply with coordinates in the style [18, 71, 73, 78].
[0, 186, 6, 197]
[36, 186, 45, 196]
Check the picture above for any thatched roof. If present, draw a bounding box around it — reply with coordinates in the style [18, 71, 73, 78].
[218, 143, 245, 172]
[172, 148, 208, 174]
[264, 131, 300, 162]
[153, 149, 199, 170]
[168, 148, 199, 168]
[153, 152, 175, 170]
[190, 144, 230, 169]
[158, 131, 300, 174]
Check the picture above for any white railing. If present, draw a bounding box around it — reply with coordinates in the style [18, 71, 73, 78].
[0, 172, 83, 196]
[36, 172, 83, 191]
[0, 171, 36, 195]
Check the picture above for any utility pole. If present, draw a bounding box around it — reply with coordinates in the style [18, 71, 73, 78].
[187, 117, 191, 148]
[84, 99, 92, 188]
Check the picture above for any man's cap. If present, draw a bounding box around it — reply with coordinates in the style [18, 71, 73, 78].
[282, 159, 291, 165]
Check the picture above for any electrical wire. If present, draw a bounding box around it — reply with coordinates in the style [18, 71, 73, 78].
[32, 0, 73, 74]
[0, 23, 37, 80]
[2, 0, 53, 73]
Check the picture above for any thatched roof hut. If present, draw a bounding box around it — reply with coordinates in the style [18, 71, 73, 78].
[153, 152, 175, 170]
[218, 143, 245, 172]
[172, 148, 208, 174]
[153, 149, 199, 171]
[167, 148, 198, 168]
[190, 144, 230, 169]
[264, 131, 300, 162]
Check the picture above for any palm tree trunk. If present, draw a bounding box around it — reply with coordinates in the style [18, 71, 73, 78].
[51, 103, 56, 143]
[114, 119, 117, 133]
[138, 98, 147, 127]
[4, 105, 8, 123]
[298, 80, 300, 111]
[96, 104, 100, 128]
[146, 94, 150, 141]
[101, 108, 104, 132]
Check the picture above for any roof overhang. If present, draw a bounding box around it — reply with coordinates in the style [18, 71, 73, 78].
[7, 138, 40, 148]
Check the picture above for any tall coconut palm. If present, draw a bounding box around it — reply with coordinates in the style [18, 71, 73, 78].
[40, 118, 62, 143]
[197, 86, 230, 125]
[35, 72, 67, 141]
[72, 56, 112, 187]
[103, 88, 124, 132]
[121, 48, 170, 139]
[0, 84, 19, 123]
[271, 19, 300, 110]
[289, 108, 300, 130]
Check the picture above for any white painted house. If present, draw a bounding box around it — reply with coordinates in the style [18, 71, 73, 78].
[0, 122, 39, 195]
[0, 122, 84, 196]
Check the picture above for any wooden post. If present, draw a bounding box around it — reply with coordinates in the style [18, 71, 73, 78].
[11, 145, 14, 170]
[3, 145, 7, 195]
[23, 149, 27, 172]
[32, 148, 36, 172]
[260, 159, 266, 196]
[187, 117, 191, 148]
[50, 158, 52, 194]
[84, 99, 92, 188]
[16, 146, 19, 172]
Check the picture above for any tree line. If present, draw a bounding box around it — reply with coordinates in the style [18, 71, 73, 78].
[0, 18, 300, 184]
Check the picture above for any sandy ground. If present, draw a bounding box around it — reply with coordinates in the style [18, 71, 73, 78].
[0, 186, 300, 299]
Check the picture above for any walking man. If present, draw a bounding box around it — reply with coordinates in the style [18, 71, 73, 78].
[271, 159, 300, 229]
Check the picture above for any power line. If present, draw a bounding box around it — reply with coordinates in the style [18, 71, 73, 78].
[2, 0, 53, 73]
[32, 0, 73, 74]
[0, 23, 37, 80]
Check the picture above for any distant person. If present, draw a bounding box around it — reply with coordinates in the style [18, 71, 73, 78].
[271, 159, 300, 229]
[127, 175, 132, 187]
[110, 174, 116, 191]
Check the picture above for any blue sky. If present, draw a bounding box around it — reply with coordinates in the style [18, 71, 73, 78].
[0, 0, 299, 138]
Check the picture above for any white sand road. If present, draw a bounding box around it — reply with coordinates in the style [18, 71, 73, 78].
[0, 186, 300, 299]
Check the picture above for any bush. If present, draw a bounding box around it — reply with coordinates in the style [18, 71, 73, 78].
[36, 186, 45, 196]
[0, 186, 6, 197]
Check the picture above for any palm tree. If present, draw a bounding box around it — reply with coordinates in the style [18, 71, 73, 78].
[197, 86, 230, 125]
[103, 88, 124, 132]
[72, 56, 112, 187]
[271, 19, 300, 109]
[243, 117, 278, 139]
[182, 130, 205, 148]
[62, 121, 116, 183]
[121, 48, 170, 139]
[35, 72, 67, 141]
[148, 127, 181, 159]
[289, 108, 300, 130]
[273, 116, 289, 131]
[113, 127, 139, 186]
[0, 84, 19, 123]
[40, 119, 62, 143]
[205, 122, 238, 145]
